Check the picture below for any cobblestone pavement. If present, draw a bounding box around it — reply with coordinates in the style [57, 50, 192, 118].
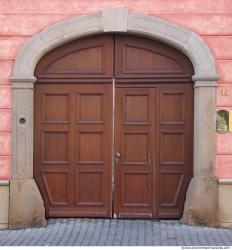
[0, 219, 232, 246]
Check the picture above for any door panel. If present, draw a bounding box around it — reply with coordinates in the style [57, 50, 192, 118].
[114, 35, 194, 79]
[34, 84, 113, 217]
[156, 84, 193, 218]
[43, 172, 69, 205]
[114, 87, 156, 218]
[35, 35, 114, 80]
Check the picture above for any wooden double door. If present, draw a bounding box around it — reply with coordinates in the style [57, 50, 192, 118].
[34, 34, 193, 218]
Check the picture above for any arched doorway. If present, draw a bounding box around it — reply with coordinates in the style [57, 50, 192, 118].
[34, 34, 194, 219]
[10, 9, 219, 229]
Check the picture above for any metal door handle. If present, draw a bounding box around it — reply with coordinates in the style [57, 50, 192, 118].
[115, 152, 121, 158]
[115, 152, 121, 163]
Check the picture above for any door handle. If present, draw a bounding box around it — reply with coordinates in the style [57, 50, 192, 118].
[114, 152, 121, 163]
[115, 152, 121, 158]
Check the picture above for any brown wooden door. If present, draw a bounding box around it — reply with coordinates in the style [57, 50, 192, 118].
[34, 84, 113, 217]
[34, 35, 114, 217]
[114, 87, 156, 218]
[114, 84, 193, 218]
[156, 84, 193, 218]
[113, 35, 193, 218]
[34, 34, 193, 219]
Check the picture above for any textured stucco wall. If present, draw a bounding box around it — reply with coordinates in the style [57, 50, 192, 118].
[0, 0, 231, 179]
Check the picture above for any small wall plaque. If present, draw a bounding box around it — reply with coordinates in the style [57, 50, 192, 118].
[216, 110, 229, 133]
[221, 87, 230, 96]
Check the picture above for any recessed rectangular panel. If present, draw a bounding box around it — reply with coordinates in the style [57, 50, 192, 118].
[159, 173, 184, 207]
[48, 46, 104, 73]
[79, 94, 103, 122]
[76, 171, 103, 205]
[161, 93, 185, 123]
[123, 46, 183, 73]
[160, 132, 185, 164]
[43, 172, 68, 205]
[37, 35, 114, 79]
[124, 133, 149, 164]
[122, 173, 151, 206]
[124, 95, 148, 123]
[43, 131, 68, 164]
[78, 132, 103, 163]
[115, 35, 190, 78]
[43, 94, 68, 122]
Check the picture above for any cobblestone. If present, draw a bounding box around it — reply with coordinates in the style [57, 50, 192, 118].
[0, 219, 232, 246]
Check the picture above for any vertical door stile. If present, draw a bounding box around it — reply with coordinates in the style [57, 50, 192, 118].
[154, 87, 160, 218]
[112, 77, 116, 218]
[69, 91, 76, 207]
[151, 88, 156, 218]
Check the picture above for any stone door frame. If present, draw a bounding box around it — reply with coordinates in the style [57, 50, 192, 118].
[10, 8, 219, 229]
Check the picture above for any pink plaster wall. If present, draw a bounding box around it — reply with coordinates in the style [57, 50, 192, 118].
[0, 0, 231, 179]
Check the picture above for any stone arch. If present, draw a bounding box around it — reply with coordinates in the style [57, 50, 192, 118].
[10, 8, 219, 229]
